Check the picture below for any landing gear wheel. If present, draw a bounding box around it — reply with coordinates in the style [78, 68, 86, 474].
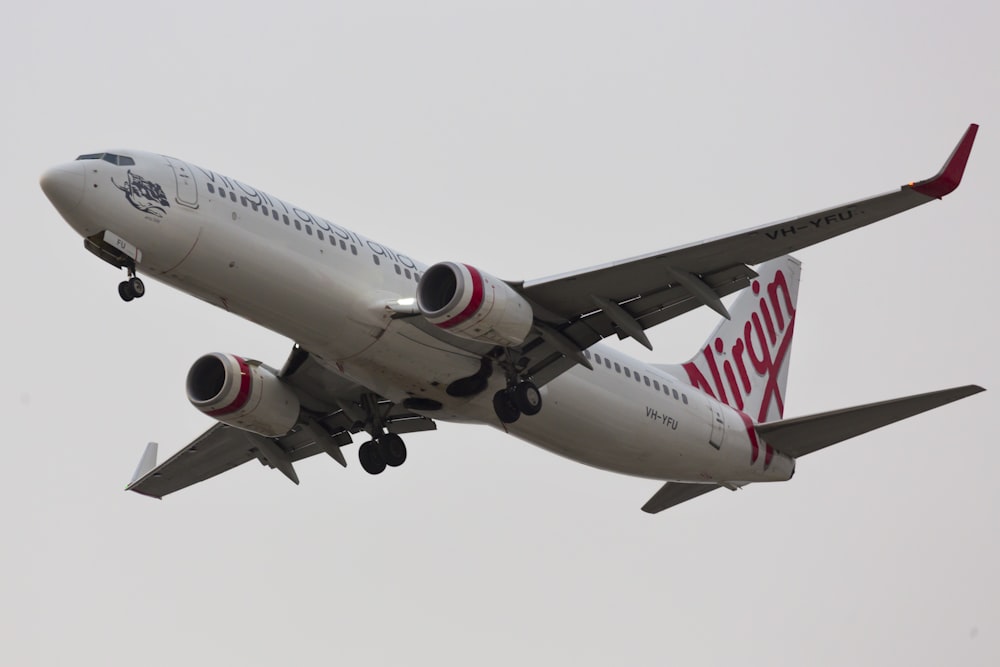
[128, 276, 145, 298]
[493, 389, 521, 424]
[359, 441, 386, 475]
[513, 382, 542, 416]
[118, 281, 135, 302]
[380, 433, 407, 467]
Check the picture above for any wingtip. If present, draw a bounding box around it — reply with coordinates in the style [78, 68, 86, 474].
[909, 123, 979, 199]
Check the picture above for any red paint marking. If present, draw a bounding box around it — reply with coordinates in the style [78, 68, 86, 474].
[910, 124, 978, 199]
[683, 269, 795, 424]
[437, 264, 485, 329]
[205, 355, 252, 417]
[735, 410, 760, 464]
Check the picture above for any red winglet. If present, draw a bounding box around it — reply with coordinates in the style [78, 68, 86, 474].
[909, 123, 979, 199]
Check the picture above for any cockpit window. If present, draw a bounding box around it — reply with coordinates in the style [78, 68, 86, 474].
[75, 152, 135, 166]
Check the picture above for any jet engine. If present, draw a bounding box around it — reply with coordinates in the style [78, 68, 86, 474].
[186, 353, 300, 437]
[417, 262, 534, 347]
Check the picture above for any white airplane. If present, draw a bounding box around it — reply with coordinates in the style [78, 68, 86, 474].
[40, 125, 984, 513]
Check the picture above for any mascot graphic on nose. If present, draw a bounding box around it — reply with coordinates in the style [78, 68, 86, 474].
[113, 170, 171, 218]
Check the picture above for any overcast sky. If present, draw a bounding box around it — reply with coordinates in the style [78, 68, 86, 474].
[3, 2, 998, 665]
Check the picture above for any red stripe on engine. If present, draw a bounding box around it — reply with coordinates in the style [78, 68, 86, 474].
[205, 355, 252, 417]
[437, 264, 485, 329]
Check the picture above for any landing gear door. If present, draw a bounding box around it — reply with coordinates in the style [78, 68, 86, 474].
[709, 402, 725, 450]
[164, 157, 199, 209]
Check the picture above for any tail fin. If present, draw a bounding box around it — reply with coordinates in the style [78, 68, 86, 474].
[660, 255, 801, 423]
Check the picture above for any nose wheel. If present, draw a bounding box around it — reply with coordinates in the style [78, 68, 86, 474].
[118, 275, 145, 302]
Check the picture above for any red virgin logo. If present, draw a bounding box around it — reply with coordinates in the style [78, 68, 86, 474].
[682, 270, 796, 425]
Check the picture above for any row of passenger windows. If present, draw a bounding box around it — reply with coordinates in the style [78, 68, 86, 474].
[583, 349, 689, 404]
[206, 182, 422, 284]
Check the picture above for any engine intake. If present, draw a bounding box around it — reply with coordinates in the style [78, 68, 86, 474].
[186, 353, 300, 437]
[417, 262, 533, 346]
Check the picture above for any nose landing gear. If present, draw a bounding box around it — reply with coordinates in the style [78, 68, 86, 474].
[118, 275, 146, 302]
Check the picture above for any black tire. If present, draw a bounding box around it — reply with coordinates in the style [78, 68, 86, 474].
[380, 433, 407, 467]
[492, 389, 521, 424]
[118, 281, 134, 302]
[359, 441, 386, 475]
[129, 276, 145, 298]
[513, 382, 542, 416]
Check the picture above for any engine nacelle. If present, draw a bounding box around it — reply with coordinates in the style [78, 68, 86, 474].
[416, 262, 534, 347]
[186, 353, 300, 437]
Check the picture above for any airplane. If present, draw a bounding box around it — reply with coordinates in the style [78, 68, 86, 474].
[39, 124, 984, 513]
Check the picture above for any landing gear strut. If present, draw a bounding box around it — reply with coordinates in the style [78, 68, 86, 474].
[356, 395, 409, 475]
[118, 267, 145, 302]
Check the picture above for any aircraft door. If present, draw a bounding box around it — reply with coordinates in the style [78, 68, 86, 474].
[165, 157, 199, 209]
[709, 402, 725, 449]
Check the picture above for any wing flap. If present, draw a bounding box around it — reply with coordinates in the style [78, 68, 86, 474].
[756, 385, 985, 459]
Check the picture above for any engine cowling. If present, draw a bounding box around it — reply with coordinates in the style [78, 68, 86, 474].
[416, 262, 534, 346]
[186, 353, 300, 437]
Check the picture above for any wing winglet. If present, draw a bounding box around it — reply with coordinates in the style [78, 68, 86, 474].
[909, 123, 979, 199]
[128, 442, 158, 488]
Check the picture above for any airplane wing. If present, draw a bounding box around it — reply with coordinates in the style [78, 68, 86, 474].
[126, 346, 436, 498]
[506, 124, 978, 385]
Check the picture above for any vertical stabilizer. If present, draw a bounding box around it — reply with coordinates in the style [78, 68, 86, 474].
[661, 256, 801, 423]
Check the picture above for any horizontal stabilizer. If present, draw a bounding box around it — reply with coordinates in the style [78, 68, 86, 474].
[756, 385, 985, 459]
[641, 481, 721, 514]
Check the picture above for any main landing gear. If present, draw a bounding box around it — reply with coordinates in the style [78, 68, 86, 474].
[118, 267, 145, 302]
[355, 394, 409, 475]
[492, 380, 542, 424]
[358, 433, 407, 475]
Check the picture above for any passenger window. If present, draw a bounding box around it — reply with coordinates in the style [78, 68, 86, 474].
[594, 353, 602, 365]
[624, 368, 631, 378]
[373, 255, 380, 265]
[283, 215, 290, 226]
[351, 246, 358, 255]
[584, 350, 591, 359]
[394, 264, 401, 275]
[682, 394, 688, 404]
[230, 191, 237, 202]
[273, 210, 279, 221]
[340, 240, 347, 250]
[207, 183, 215, 194]
[614, 362, 621, 373]
[673, 389, 679, 400]
[262, 206, 269, 216]
[653, 380, 660, 390]
[294, 220, 302, 231]
[604, 358, 612, 369]
[305, 225, 312, 236]
[644, 376, 651, 386]
[404, 269, 412, 279]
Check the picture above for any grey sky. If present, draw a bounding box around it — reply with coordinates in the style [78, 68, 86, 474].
[3, 2, 997, 665]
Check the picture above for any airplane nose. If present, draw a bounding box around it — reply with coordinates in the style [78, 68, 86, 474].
[40, 162, 86, 214]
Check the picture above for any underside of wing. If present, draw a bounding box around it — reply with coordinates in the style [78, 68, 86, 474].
[504, 125, 977, 386]
[127, 346, 436, 498]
